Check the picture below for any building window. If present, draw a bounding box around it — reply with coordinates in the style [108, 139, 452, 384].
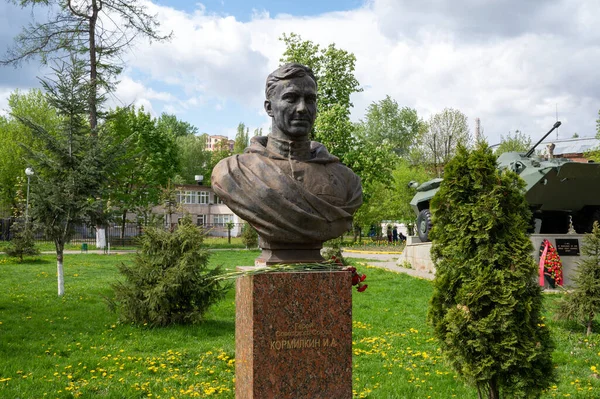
[199, 191, 209, 204]
[213, 214, 233, 226]
[177, 191, 200, 204]
[197, 215, 206, 226]
[214, 194, 225, 204]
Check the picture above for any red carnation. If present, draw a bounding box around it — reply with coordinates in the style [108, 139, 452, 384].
[357, 284, 368, 292]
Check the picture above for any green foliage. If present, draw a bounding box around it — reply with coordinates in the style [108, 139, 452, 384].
[240, 223, 258, 249]
[18, 57, 121, 296]
[233, 122, 250, 154]
[557, 222, 600, 335]
[495, 130, 532, 156]
[357, 95, 427, 157]
[0, 89, 60, 209]
[157, 113, 198, 137]
[428, 142, 555, 398]
[5, 222, 40, 262]
[104, 105, 180, 227]
[175, 133, 212, 185]
[352, 159, 434, 231]
[279, 32, 361, 156]
[111, 217, 229, 327]
[280, 33, 361, 114]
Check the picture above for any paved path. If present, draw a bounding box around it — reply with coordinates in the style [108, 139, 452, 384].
[342, 250, 435, 280]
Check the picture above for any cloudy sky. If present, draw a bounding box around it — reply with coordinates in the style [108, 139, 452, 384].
[1, 0, 599, 145]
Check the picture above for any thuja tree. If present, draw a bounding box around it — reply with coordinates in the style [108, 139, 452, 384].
[557, 221, 600, 335]
[428, 142, 555, 399]
[111, 217, 229, 327]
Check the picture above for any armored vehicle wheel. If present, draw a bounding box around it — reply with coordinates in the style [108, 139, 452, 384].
[417, 209, 433, 242]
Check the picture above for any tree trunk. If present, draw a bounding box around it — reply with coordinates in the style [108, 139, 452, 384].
[228, 228, 231, 244]
[121, 210, 128, 239]
[488, 378, 500, 399]
[587, 312, 595, 336]
[56, 241, 65, 296]
[88, 0, 99, 133]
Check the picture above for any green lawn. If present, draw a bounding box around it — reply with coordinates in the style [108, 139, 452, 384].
[0, 251, 599, 398]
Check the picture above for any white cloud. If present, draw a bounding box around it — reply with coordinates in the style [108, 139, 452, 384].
[0, 88, 11, 116]
[5, 0, 592, 142]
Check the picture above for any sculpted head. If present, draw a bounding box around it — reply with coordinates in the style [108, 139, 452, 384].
[264, 63, 318, 141]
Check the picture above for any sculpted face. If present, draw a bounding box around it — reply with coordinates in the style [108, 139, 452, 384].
[265, 75, 317, 140]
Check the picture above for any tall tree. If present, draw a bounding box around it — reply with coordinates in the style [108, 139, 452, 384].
[0, 89, 60, 210]
[233, 122, 249, 154]
[157, 113, 198, 137]
[105, 106, 179, 233]
[280, 33, 361, 153]
[19, 57, 118, 296]
[175, 133, 212, 185]
[357, 96, 427, 157]
[1, 0, 171, 132]
[420, 108, 470, 176]
[428, 142, 555, 398]
[495, 130, 531, 155]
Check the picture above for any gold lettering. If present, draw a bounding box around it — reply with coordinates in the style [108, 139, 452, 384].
[323, 338, 330, 347]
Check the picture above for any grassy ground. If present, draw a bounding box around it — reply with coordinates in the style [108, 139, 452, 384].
[1, 252, 599, 398]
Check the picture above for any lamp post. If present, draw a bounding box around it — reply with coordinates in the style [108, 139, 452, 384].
[25, 167, 34, 223]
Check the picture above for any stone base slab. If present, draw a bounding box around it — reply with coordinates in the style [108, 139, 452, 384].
[236, 268, 352, 399]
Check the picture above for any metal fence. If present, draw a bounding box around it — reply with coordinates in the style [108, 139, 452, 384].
[0, 219, 245, 246]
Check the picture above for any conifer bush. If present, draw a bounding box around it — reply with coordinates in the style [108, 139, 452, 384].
[427, 142, 555, 399]
[5, 222, 40, 262]
[5, 178, 39, 262]
[557, 221, 600, 335]
[111, 217, 229, 327]
[241, 222, 258, 249]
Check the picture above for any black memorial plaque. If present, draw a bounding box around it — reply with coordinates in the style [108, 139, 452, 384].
[555, 239, 580, 256]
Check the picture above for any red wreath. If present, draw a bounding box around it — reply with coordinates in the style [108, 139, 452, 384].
[538, 239, 563, 287]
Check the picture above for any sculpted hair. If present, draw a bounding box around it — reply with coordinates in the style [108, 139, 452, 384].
[265, 63, 317, 100]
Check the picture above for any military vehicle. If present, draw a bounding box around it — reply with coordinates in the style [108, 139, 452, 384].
[409, 121, 600, 241]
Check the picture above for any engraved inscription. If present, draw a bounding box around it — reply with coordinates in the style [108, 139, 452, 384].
[270, 321, 337, 351]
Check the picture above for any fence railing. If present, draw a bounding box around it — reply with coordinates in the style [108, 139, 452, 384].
[0, 219, 245, 246]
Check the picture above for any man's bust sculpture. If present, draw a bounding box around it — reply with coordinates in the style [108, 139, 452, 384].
[212, 63, 362, 264]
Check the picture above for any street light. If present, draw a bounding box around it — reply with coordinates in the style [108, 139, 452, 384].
[25, 167, 34, 223]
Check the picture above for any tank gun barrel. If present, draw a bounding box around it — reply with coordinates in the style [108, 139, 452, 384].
[524, 121, 562, 158]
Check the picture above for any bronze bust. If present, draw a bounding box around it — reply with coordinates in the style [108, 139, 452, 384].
[212, 63, 362, 264]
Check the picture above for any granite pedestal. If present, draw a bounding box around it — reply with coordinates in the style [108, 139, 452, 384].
[235, 268, 352, 399]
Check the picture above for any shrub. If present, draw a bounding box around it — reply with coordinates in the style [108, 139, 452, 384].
[241, 223, 258, 249]
[111, 217, 229, 326]
[557, 221, 600, 335]
[428, 142, 555, 399]
[5, 222, 40, 262]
